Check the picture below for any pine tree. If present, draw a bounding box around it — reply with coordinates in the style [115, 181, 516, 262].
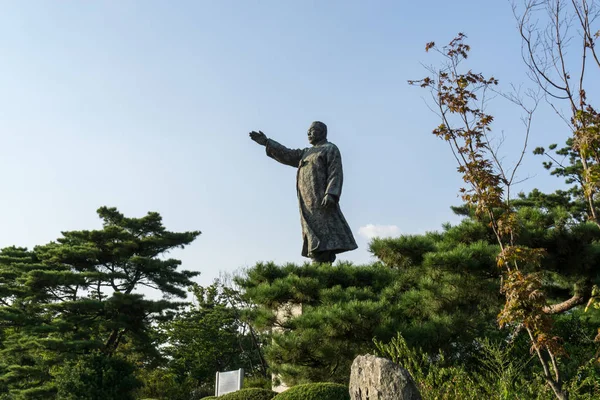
[0, 207, 200, 399]
[236, 256, 503, 385]
[237, 196, 600, 387]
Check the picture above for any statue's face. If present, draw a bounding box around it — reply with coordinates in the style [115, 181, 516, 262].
[307, 124, 326, 145]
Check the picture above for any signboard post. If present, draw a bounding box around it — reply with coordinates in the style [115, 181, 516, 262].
[215, 368, 244, 396]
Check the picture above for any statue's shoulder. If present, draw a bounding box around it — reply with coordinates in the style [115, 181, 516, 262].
[323, 141, 340, 152]
[310, 141, 340, 155]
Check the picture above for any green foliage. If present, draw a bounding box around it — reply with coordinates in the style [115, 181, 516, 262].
[369, 203, 600, 399]
[238, 195, 600, 395]
[369, 235, 436, 268]
[243, 376, 273, 390]
[134, 368, 201, 400]
[239, 260, 491, 384]
[162, 285, 243, 387]
[237, 220, 507, 384]
[564, 359, 600, 400]
[219, 388, 277, 400]
[374, 332, 600, 400]
[238, 262, 400, 384]
[272, 383, 349, 400]
[137, 280, 267, 399]
[199, 389, 277, 400]
[0, 207, 200, 399]
[54, 354, 141, 400]
[374, 333, 483, 400]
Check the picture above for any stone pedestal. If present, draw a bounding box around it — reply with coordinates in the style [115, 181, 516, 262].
[271, 302, 302, 393]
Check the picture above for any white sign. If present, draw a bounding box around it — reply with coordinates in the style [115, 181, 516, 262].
[215, 368, 244, 396]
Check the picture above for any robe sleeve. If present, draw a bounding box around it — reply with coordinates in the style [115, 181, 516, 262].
[325, 145, 343, 200]
[265, 139, 305, 167]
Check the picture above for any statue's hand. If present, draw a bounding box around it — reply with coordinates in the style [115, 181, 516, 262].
[249, 130, 268, 146]
[321, 194, 337, 208]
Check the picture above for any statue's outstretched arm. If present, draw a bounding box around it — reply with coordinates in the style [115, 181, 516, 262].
[249, 130, 268, 146]
[249, 130, 304, 167]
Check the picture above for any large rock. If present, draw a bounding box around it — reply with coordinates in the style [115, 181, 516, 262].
[349, 354, 422, 400]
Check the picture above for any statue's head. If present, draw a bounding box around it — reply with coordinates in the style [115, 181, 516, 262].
[307, 121, 327, 145]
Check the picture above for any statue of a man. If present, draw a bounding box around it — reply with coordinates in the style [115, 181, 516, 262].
[249, 121, 358, 263]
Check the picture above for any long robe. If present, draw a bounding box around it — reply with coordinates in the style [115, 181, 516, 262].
[266, 139, 358, 258]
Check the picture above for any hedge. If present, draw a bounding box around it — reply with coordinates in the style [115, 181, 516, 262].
[201, 388, 277, 400]
[273, 383, 350, 400]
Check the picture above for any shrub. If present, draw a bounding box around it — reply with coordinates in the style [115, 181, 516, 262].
[55, 354, 141, 400]
[273, 383, 349, 400]
[210, 388, 276, 400]
[243, 376, 273, 390]
[136, 369, 208, 400]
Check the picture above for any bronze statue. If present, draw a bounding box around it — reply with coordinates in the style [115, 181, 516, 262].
[249, 121, 357, 263]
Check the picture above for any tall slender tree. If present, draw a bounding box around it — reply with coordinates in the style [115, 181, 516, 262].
[409, 30, 600, 399]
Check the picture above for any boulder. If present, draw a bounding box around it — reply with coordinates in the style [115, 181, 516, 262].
[349, 354, 422, 400]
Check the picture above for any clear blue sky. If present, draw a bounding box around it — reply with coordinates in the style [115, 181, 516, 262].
[0, 1, 571, 289]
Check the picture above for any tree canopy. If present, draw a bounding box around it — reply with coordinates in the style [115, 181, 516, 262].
[0, 207, 200, 399]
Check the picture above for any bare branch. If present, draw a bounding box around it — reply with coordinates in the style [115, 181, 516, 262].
[543, 292, 586, 313]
